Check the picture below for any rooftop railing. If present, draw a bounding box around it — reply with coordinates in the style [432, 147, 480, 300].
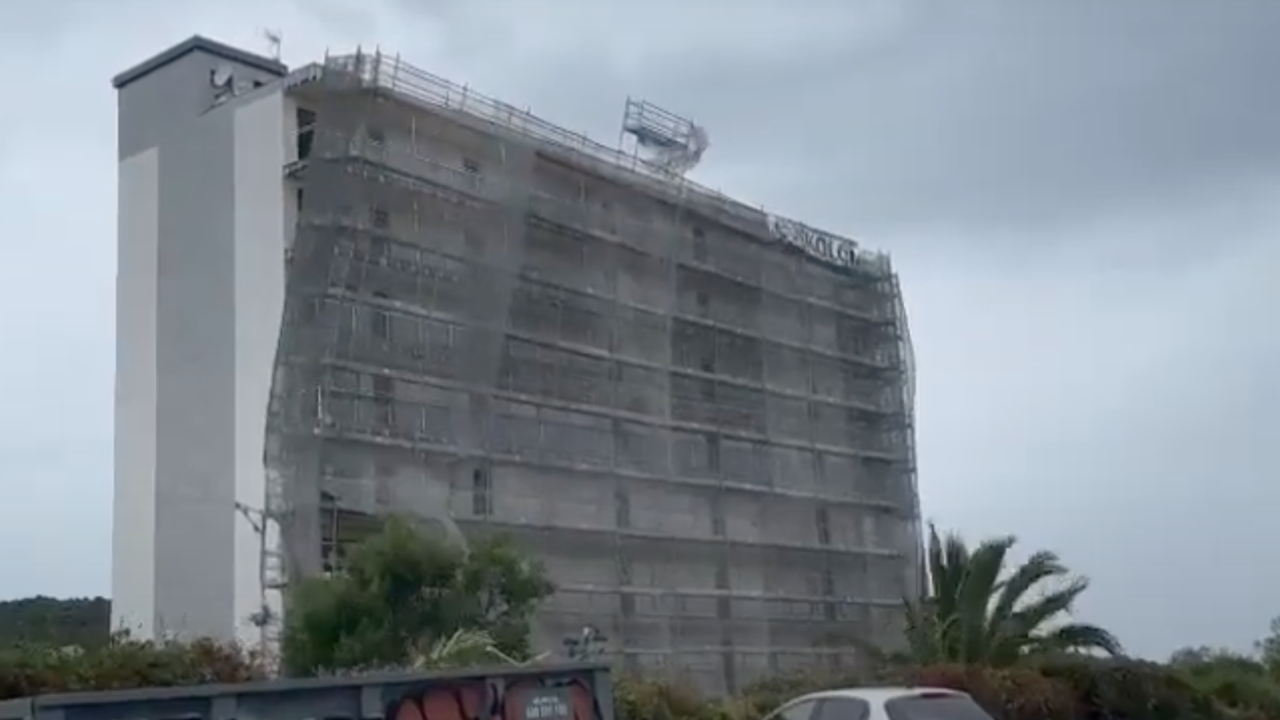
[300, 49, 891, 274]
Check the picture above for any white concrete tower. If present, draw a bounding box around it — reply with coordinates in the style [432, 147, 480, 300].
[112, 36, 293, 643]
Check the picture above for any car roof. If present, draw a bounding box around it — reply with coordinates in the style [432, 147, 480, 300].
[789, 687, 966, 704]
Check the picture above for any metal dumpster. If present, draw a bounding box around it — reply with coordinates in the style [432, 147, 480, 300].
[0, 663, 613, 720]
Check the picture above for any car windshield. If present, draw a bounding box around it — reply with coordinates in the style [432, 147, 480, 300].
[884, 693, 996, 720]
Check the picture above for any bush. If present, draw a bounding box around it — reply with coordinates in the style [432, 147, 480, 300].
[282, 518, 553, 676]
[0, 637, 1273, 720]
[888, 664, 1078, 720]
[616, 666, 1076, 720]
[0, 634, 266, 700]
[1034, 656, 1225, 720]
[1173, 651, 1280, 719]
[614, 675, 723, 720]
[732, 672, 867, 720]
[618, 659, 1240, 720]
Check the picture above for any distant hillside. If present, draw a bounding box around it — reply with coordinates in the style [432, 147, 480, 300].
[0, 596, 111, 648]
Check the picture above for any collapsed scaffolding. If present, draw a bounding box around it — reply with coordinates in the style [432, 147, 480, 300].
[262, 49, 923, 695]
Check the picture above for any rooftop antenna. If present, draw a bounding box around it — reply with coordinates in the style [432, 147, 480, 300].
[262, 28, 283, 62]
[619, 97, 710, 177]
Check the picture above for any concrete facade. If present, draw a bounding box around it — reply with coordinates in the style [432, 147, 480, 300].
[112, 37, 289, 640]
[113, 39, 922, 695]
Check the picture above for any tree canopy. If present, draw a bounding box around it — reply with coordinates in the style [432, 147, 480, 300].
[10, 521, 1280, 720]
[892, 523, 1122, 667]
[281, 515, 554, 676]
[0, 596, 110, 649]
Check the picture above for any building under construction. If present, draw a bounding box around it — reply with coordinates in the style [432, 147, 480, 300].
[111, 37, 921, 695]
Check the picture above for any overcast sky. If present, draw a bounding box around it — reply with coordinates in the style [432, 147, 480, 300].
[0, 0, 1276, 659]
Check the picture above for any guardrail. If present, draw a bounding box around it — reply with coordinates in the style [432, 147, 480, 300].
[304, 49, 892, 275]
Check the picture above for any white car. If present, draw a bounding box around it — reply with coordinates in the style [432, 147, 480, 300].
[763, 687, 997, 720]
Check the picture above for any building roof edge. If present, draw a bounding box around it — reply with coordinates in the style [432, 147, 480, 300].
[112, 35, 287, 90]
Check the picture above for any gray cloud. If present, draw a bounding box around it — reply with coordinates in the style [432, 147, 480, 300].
[0, 0, 1275, 659]
[378, 0, 1280, 238]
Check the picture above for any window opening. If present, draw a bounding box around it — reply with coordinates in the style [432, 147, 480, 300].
[692, 227, 708, 262]
[371, 375, 394, 428]
[463, 229, 485, 253]
[471, 467, 493, 516]
[816, 505, 831, 546]
[618, 554, 633, 584]
[369, 236, 389, 264]
[821, 569, 838, 620]
[772, 701, 819, 720]
[884, 694, 994, 720]
[295, 107, 316, 160]
[707, 434, 721, 472]
[615, 488, 631, 529]
[815, 699, 871, 720]
[371, 292, 391, 339]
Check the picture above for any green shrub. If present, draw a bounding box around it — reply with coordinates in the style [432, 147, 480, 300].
[0, 635, 266, 700]
[1035, 656, 1224, 720]
[887, 664, 1077, 720]
[614, 674, 723, 720]
[1173, 651, 1280, 718]
[2, 636, 1274, 720]
[732, 671, 868, 720]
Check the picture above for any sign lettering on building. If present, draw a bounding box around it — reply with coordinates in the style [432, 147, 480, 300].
[766, 214, 859, 268]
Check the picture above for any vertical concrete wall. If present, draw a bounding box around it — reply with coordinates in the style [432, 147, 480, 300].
[113, 147, 161, 636]
[112, 38, 286, 642]
[231, 91, 289, 643]
[148, 103, 239, 639]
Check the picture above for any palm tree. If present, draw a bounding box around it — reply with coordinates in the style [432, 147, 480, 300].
[890, 523, 1122, 667]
